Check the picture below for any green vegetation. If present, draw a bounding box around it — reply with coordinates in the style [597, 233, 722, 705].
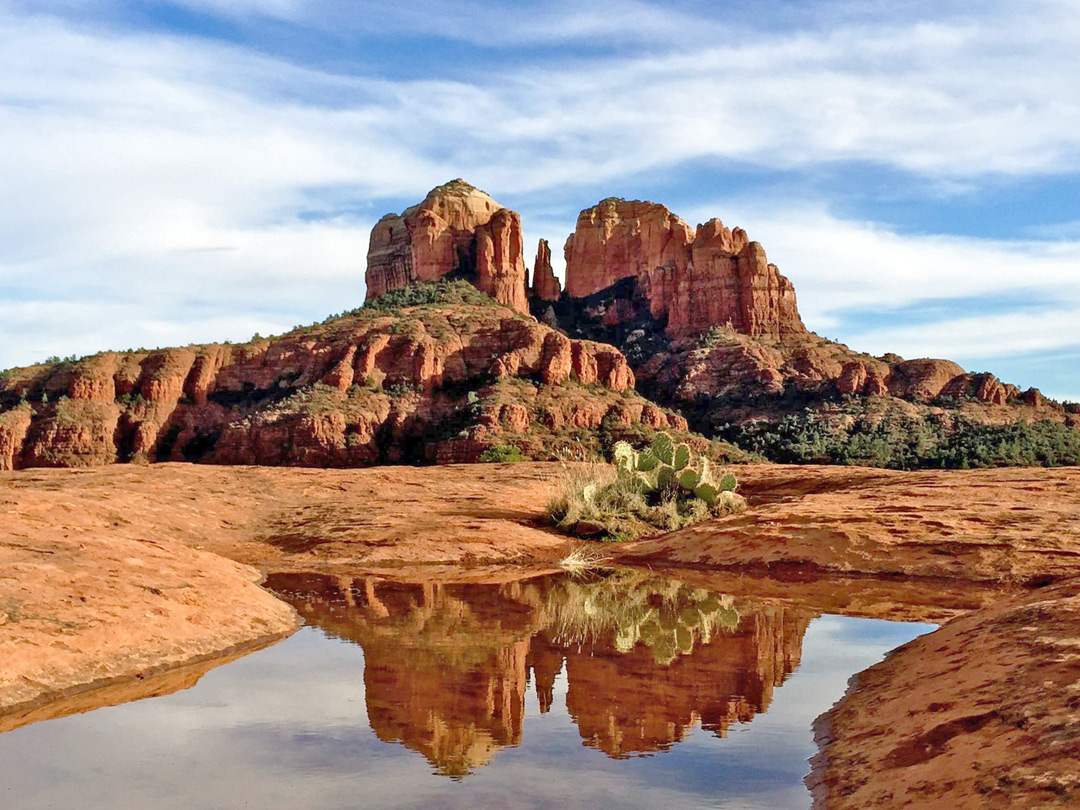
[478, 444, 524, 462]
[723, 409, 1080, 469]
[286, 280, 503, 333]
[547, 432, 747, 541]
[365, 279, 499, 312]
[43, 354, 79, 366]
[116, 392, 146, 407]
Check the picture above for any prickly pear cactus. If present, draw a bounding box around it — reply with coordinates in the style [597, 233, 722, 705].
[677, 468, 700, 490]
[606, 431, 742, 513]
[651, 433, 675, 466]
[638, 449, 660, 471]
[673, 443, 691, 471]
[656, 465, 677, 491]
[613, 441, 637, 474]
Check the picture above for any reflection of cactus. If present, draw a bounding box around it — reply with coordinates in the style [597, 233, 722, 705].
[545, 571, 741, 665]
[611, 433, 743, 511]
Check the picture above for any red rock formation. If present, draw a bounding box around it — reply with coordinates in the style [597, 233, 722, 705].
[531, 239, 561, 302]
[267, 575, 543, 778]
[562, 607, 811, 757]
[1021, 387, 1046, 408]
[0, 405, 32, 471]
[0, 296, 669, 470]
[365, 180, 528, 313]
[266, 573, 814, 772]
[563, 198, 694, 313]
[940, 372, 1009, 406]
[475, 208, 528, 313]
[563, 199, 805, 338]
[886, 359, 967, 403]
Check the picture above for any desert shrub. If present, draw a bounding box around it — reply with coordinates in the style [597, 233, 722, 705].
[547, 432, 746, 541]
[365, 280, 498, 311]
[479, 444, 524, 463]
[116, 392, 146, 407]
[722, 410, 1080, 469]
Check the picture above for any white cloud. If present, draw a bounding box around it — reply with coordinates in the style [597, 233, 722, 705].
[2, 1, 1080, 372]
[671, 201, 1080, 363]
[845, 309, 1080, 362]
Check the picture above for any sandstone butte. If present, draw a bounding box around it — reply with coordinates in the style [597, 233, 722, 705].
[2, 179, 1075, 475]
[563, 197, 804, 338]
[366, 179, 529, 314]
[365, 181, 1074, 429]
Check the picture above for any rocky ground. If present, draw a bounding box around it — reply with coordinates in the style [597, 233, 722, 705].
[0, 462, 572, 728]
[1, 460, 1079, 809]
[808, 579, 1080, 809]
[622, 465, 1080, 583]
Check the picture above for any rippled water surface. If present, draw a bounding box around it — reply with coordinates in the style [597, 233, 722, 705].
[1, 571, 933, 809]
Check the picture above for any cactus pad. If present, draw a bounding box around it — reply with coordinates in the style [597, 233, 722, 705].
[613, 441, 637, 472]
[677, 468, 701, 490]
[656, 465, 677, 491]
[694, 482, 719, 505]
[637, 449, 660, 471]
[673, 443, 691, 471]
[651, 432, 675, 466]
[633, 471, 658, 493]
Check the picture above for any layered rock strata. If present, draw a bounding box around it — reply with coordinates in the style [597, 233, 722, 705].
[0, 297, 681, 471]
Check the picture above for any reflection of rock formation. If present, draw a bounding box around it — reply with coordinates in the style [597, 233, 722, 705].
[264, 572, 814, 775]
[266, 573, 543, 777]
[562, 607, 810, 757]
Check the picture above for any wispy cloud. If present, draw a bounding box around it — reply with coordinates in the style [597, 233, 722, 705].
[682, 203, 1080, 364]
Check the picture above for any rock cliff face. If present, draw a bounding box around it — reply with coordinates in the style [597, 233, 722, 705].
[365, 180, 528, 313]
[544, 194, 1070, 432]
[0, 288, 688, 471]
[562, 199, 805, 338]
[362, 183, 1072, 438]
[531, 239, 561, 302]
[3, 180, 1072, 473]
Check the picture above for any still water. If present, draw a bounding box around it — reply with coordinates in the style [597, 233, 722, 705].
[1, 571, 933, 809]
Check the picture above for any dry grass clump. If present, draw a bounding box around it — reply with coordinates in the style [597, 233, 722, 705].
[546, 461, 743, 542]
[557, 544, 612, 572]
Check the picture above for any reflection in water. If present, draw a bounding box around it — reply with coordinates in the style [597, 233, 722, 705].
[265, 570, 816, 776]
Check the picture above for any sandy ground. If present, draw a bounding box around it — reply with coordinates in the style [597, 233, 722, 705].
[2, 460, 1080, 809]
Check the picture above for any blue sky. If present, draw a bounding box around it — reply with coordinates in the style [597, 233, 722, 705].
[1, 0, 1078, 401]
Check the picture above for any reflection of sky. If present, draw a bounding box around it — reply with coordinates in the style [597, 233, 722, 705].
[0, 617, 933, 810]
